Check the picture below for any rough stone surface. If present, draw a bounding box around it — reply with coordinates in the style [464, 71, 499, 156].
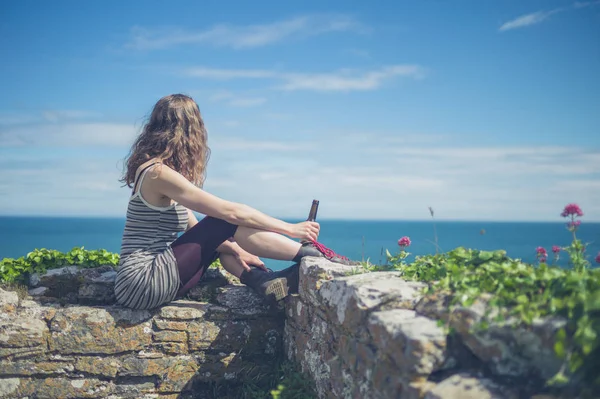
[78, 282, 115, 305]
[0, 317, 48, 359]
[159, 301, 208, 320]
[28, 265, 118, 305]
[424, 374, 505, 399]
[0, 266, 285, 398]
[215, 285, 273, 317]
[48, 307, 153, 354]
[0, 259, 588, 398]
[284, 257, 581, 399]
[185, 267, 233, 302]
[0, 289, 19, 313]
[449, 297, 565, 380]
[75, 356, 121, 378]
[28, 286, 48, 296]
[319, 272, 427, 330]
[368, 308, 447, 377]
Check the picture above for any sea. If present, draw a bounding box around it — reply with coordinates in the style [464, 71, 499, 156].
[1, 217, 599, 271]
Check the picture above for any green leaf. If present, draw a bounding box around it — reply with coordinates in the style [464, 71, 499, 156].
[478, 251, 493, 261]
[553, 341, 566, 359]
[516, 294, 528, 304]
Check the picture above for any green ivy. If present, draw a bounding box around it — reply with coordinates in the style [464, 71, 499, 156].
[382, 246, 600, 387]
[0, 247, 120, 284]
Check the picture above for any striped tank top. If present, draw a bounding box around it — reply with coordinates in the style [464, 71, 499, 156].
[115, 162, 189, 310]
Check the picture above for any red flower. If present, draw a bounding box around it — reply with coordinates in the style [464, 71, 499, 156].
[398, 236, 411, 247]
[595, 252, 600, 264]
[552, 245, 561, 254]
[536, 247, 547, 257]
[540, 257, 547, 263]
[561, 203, 584, 218]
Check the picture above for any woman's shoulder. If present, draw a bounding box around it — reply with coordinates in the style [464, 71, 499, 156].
[136, 160, 187, 184]
[134, 159, 165, 181]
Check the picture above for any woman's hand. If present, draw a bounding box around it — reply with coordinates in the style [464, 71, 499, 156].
[235, 250, 267, 272]
[290, 221, 320, 242]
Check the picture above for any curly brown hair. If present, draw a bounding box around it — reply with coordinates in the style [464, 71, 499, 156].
[120, 94, 211, 188]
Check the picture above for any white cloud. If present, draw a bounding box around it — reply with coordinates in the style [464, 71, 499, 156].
[228, 97, 267, 107]
[126, 15, 363, 50]
[0, 113, 39, 125]
[42, 110, 100, 123]
[210, 137, 308, 151]
[279, 65, 423, 91]
[0, 158, 130, 216]
[186, 68, 275, 80]
[574, 1, 600, 8]
[202, 143, 600, 221]
[0, 109, 100, 126]
[2, 122, 598, 221]
[183, 65, 424, 92]
[499, 9, 562, 32]
[209, 90, 267, 107]
[0, 122, 137, 147]
[499, 2, 600, 32]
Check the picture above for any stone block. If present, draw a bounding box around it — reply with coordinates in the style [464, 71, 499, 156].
[449, 297, 565, 380]
[14, 377, 115, 398]
[0, 288, 19, 313]
[159, 301, 209, 320]
[153, 330, 187, 343]
[153, 319, 189, 331]
[152, 342, 189, 355]
[215, 285, 272, 318]
[368, 309, 447, 377]
[48, 307, 152, 354]
[318, 270, 427, 332]
[0, 317, 48, 358]
[78, 283, 116, 305]
[0, 360, 74, 375]
[119, 355, 198, 393]
[424, 373, 505, 399]
[298, 257, 362, 307]
[75, 356, 121, 378]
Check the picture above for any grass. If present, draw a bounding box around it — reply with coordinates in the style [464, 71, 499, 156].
[196, 360, 316, 399]
[0, 281, 28, 301]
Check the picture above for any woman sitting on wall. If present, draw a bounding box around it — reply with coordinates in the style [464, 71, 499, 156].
[115, 94, 352, 310]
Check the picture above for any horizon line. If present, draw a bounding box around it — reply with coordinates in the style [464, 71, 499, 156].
[1, 214, 598, 224]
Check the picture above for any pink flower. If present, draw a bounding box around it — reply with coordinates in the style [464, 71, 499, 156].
[595, 252, 600, 264]
[540, 257, 547, 263]
[552, 245, 561, 254]
[398, 236, 411, 247]
[567, 220, 582, 229]
[561, 203, 584, 218]
[536, 247, 547, 257]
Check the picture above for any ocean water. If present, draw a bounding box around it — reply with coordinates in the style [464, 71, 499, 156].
[1, 217, 599, 271]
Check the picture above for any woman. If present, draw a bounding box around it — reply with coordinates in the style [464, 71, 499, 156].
[115, 94, 350, 310]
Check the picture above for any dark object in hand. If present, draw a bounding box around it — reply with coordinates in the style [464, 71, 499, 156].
[307, 200, 319, 221]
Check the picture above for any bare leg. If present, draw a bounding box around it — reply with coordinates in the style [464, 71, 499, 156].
[233, 226, 301, 260]
[218, 253, 246, 279]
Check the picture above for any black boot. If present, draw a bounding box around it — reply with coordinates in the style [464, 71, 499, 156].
[293, 241, 360, 266]
[267, 263, 299, 294]
[240, 263, 299, 302]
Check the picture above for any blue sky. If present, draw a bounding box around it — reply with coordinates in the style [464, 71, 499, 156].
[0, 0, 599, 221]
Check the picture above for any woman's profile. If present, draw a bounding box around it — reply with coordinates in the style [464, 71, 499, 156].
[115, 94, 353, 310]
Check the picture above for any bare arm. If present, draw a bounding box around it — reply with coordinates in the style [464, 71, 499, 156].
[151, 165, 297, 236]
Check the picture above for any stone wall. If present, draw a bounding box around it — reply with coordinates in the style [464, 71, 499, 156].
[284, 257, 585, 399]
[0, 267, 285, 399]
[0, 257, 592, 398]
